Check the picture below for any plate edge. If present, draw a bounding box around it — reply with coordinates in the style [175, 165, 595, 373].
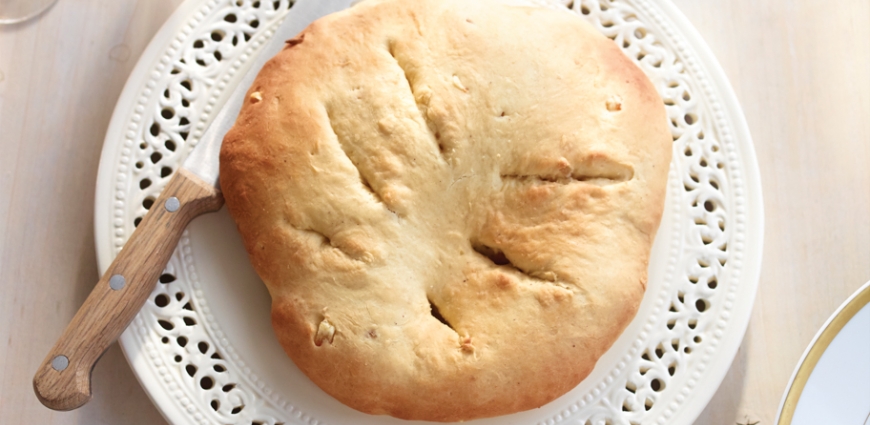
[775, 280, 870, 425]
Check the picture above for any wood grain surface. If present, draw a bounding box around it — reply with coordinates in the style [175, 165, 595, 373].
[1, 0, 868, 424]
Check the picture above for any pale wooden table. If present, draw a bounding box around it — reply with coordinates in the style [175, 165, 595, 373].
[1, 0, 867, 424]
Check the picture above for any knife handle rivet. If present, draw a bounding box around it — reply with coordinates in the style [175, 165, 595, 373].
[51, 355, 69, 372]
[165, 197, 180, 212]
[109, 274, 126, 291]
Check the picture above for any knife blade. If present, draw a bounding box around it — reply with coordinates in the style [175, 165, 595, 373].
[33, 0, 355, 411]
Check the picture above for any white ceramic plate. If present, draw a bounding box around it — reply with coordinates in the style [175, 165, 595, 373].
[94, 0, 763, 424]
[776, 280, 870, 425]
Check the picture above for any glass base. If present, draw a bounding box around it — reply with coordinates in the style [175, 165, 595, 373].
[0, 0, 59, 24]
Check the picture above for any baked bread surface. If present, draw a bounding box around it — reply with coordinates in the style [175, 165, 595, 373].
[219, 0, 672, 420]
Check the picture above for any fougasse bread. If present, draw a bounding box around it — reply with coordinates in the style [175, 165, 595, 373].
[219, 0, 671, 421]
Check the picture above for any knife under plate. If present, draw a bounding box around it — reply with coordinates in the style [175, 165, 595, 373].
[32, 0, 355, 411]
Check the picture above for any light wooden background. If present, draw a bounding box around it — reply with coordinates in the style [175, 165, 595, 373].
[1, 0, 868, 424]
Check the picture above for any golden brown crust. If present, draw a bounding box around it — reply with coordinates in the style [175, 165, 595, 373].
[219, 0, 671, 421]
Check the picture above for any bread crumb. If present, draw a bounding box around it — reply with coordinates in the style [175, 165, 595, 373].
[250, 91, 262, 104]
[285, 33, 305, 47]
[532, 270, 558, 282]
[377, 118, 393, 135]
[315, 319, 336, 346]
[452, 75, 468, 92]
[460, 335, 474, 353]
[606, 95, 622, 111]
[494, 273, 515, 289]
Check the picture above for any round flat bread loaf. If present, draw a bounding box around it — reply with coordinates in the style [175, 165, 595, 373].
[219, 0, 671, 421]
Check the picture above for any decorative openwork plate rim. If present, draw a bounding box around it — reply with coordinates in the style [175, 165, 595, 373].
[94, 0, 763, 424]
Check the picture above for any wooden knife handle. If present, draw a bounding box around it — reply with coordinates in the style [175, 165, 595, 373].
[33, 168, 224, 411]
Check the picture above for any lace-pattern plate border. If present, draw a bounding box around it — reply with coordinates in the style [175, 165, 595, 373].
[93, 0, 763, 424]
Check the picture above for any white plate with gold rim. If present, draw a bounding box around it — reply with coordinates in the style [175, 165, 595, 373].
[776, 280, 870, 425]
[94, 0, 763, 424]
